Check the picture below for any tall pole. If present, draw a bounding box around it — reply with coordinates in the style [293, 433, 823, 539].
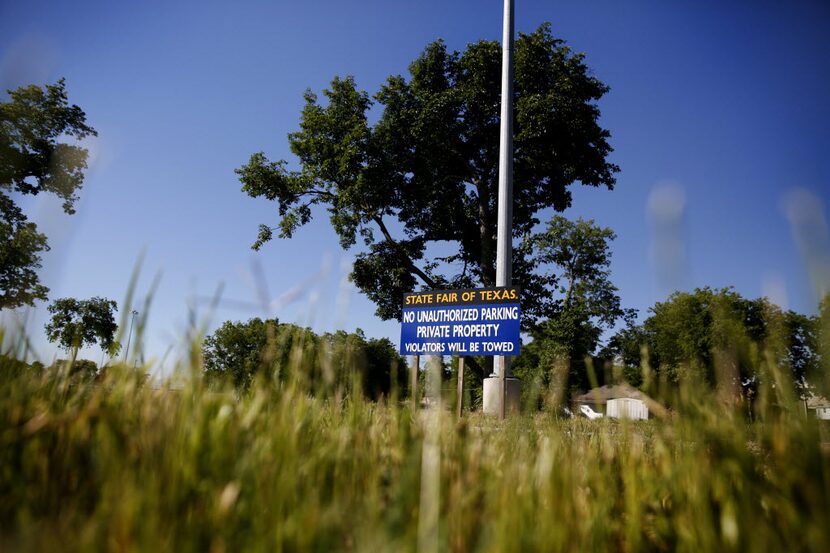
[123, 309, 138, 364]
[495, 0, 515, 418]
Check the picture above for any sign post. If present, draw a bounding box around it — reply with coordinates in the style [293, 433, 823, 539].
[410, 354, 420, 408]
[456, 357, 465, 417]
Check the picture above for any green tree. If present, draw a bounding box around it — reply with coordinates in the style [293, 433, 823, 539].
[44, 297, 119, 355]
[0, 79, 96, 309]
[237, 23, 617, 330]
[365, 337, 407, 398]
[203, 318, 284, 390]
[0, 354, 45, 378]
[600, 321, 652, 387]
[643, 288, 773, 388]
[814, 292, 830, 394]
[323, 330, 407, 399]
[513, 216, 632, 395]
[0, 194, 49, 307]
[47, 358, 99, 380]
[781, 310, 820, 391]
[531, 216, 629, 326]
[203, 318, 406, 398]
[606, 287, 822, 395]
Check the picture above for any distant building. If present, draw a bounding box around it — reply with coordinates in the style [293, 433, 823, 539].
[572, 383, 662, 420]
[607, 397, 649, 420]
[805, 395, 830, 420]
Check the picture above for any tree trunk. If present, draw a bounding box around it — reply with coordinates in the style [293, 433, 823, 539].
[475, 180, 496, 379]
[476, 180, 495, 287]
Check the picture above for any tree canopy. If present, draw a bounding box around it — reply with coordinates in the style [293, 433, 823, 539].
[44, 297, 119, 354]
[238, 23, 617, 323]
[0, 79, 96, 309]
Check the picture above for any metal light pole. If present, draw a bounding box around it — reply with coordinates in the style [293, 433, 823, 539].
[495, 0, 515, 419]
[123, 309, 138, 364]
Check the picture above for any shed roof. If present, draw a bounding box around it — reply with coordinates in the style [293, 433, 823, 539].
[572, 383, 649, 403]
[806, 395, 830, 409]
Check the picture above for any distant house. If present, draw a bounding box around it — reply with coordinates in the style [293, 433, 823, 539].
[805, 395, 830, 420]
[572, 383, 663, 420]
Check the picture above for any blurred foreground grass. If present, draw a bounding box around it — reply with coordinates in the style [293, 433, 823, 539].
[1, 351, 829, 552]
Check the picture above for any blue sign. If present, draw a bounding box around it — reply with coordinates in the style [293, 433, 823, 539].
[399, 287, 521, 356]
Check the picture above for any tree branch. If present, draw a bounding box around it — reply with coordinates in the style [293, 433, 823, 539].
[307, 188, 336, 199]
[372, 215, 438, 289]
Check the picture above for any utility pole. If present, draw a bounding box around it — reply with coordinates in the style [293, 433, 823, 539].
[496, 0, 514, 295]
[483, 0, 520, 418]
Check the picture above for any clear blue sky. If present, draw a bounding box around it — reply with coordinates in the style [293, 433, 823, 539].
[2, 0, 828, 371]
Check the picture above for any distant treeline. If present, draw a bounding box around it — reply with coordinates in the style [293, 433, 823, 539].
[514, 286, 829, 407]
[202, 318, 406, 400]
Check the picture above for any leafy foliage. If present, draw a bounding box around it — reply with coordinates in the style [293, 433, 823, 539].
[819, 293, 830, 392]
[781, 310, 822, 389]
[47, 358, 99, 380]
[531, 216, 628, 326]
[513, 216, 632, 395]
[647, 288, 784, 388]
[0, 354, 45, 378]
[203, 317, 283, 390]
[44, 297, 119, 353]
[238, 23, 617, 322]
[601, 322, 651, 387]
[202, 318, 405, 398]
[0, 79, 96, 308]
[0, 194, 49, 308]
[605, 287, 824, 397]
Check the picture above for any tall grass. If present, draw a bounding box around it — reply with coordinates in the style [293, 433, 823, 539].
[1, 334, 829, 552]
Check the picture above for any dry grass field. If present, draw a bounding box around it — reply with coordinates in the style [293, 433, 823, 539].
[2, 343, 829, 553]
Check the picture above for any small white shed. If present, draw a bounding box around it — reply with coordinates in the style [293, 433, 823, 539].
[606, 398, 649, 420]
[572, 383, 664, 420]
[805, 395, 830, 420]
